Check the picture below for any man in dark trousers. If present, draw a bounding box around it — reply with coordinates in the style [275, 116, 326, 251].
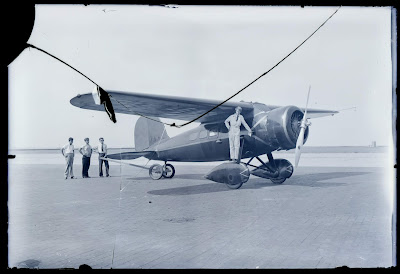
[94, 137, 109, 177]
[79, 137, 92, 178]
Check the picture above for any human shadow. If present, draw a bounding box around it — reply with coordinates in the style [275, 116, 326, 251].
[147, 171, 371, 196]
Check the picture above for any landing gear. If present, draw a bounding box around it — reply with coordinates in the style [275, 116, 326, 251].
[149, 164, 163, 180]
[226, 181, 243, 189]
[224, 137, 245, 189]
[162, 163, 175, 179]
[270, 177, 286, 184]
[246, 153, 293, 184]
[149, 162, 176, 180]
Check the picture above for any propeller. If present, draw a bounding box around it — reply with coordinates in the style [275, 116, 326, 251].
[294, 86, 311, 168]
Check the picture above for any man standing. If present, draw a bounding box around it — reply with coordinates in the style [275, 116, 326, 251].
[224, 106, 252, 163]
[94, 137, 109, 177]
[79, 137, 92, 178]
[61, 137, 75, 179]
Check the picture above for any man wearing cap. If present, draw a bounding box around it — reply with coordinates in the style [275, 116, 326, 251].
[224, 106, 252, 163]
[61, 137, 75, 179]
[79, 137, 92, 178]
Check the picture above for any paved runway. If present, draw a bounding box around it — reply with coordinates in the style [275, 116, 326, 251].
[8, 150, 394, 269]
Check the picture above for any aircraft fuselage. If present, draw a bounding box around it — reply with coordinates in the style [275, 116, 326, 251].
[146, 124, 268, 162]
[143, 103, 308, 162]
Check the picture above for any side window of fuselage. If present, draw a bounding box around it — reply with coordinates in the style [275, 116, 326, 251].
[199, 130, 208, 139]
[189, 132, 198, 141]
[208, 127, 218, 138]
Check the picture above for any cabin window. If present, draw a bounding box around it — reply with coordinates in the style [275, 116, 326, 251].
[208, 127, 218, 137]
[199, 130, 208, 139]
[189, 132, 198, 141]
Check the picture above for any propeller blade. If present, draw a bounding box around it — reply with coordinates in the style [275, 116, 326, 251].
[294, 126, 306, 168]
[294, 86, 311, 168]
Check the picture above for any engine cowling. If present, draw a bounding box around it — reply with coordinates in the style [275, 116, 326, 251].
[253, 105, 309, 151]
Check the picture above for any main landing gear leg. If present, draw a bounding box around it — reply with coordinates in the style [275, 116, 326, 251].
[255, 155, 277, 175]
[246, 157, 254, 166]
[255, 154, 286, 184]
[249, 153, 293, 184]
[266, 153, 286, 184]
[266, 153, 276, 170]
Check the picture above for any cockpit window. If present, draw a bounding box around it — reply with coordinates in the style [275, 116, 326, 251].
[189, 132, 198, 141]
[208, 127, 218, 137]
[199, 130, 208, 139]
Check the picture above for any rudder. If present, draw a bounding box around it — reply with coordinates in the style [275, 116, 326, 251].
[134, 117, 169, 151]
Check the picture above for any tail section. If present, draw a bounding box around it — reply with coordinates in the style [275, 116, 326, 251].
[134, 117, 169, 151]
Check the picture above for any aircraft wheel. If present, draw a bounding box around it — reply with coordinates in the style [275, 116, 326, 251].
[225, 182, 243, 189]
[270, 177, 286, 184]
[149, 164, 163, 180]
[163, 164, 175, 179]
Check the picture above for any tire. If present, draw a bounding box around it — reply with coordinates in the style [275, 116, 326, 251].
[270, 177, 286, 184]
[162, 164, 175, 179]
[225, 182, 243, 189]
[274, 159, 294, 179]
[149, 164, 163, 180]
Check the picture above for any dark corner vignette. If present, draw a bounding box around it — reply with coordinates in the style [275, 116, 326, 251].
[5, 2, 34, 270]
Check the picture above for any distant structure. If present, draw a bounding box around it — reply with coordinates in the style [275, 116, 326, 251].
[370, 141, 377, 147]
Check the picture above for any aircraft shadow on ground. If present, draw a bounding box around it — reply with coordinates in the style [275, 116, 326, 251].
[147, 171, 371, 196]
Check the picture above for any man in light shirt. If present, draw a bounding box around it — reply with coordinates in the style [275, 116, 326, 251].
[79, 137, 92, 178]
[94, 137, 109, 177]
[61, 137, 75, 179]
[224, 106, 253, 163]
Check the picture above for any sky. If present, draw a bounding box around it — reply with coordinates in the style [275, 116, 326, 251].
[8, 5, 394, 149]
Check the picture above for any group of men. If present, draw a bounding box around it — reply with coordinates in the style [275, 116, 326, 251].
[61, 137, 110, 179]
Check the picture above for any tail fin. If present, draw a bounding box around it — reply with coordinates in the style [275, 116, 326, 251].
[134, 117, 169, 151]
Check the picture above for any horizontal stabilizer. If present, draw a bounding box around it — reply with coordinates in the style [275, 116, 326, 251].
[106, 151, 156, 160]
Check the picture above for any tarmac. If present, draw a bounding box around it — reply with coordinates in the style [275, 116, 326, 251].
[7, 150, 394, 269]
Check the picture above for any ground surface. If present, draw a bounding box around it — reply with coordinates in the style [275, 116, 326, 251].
[7, 149, 394, 269]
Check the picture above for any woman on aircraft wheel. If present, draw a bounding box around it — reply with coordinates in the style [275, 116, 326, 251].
[224, 106, 252, 163]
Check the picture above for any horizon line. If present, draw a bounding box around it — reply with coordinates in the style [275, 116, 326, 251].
[8, 145, 389, 151]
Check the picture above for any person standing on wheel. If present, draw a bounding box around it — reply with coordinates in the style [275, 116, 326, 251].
[224, 106, 252, 163]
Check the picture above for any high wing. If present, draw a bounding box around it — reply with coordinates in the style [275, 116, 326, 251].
[70, 90, 337, 124]
[71, 90, 254, 124]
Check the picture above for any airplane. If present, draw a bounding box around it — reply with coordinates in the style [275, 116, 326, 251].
[70, 87, 338, 189]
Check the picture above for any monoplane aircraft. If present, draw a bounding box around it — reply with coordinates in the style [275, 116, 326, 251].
[70, 87, 338, 189]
